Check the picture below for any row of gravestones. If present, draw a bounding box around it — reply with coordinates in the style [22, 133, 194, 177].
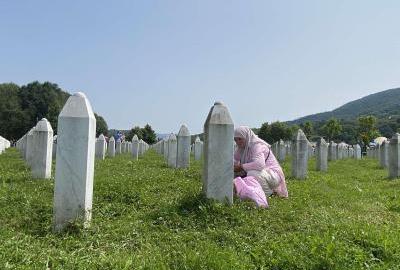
[12, 96, 397, 232]
[271, 140, 292, 162]
[291, 130, 362, 179]
[16, 118, 53, 179]
[15, 92, 152, 232]
[16, 129, 149, 181]
[151, 127, 204, 168]
[149, 102, 234, 203]
[13, 93, 95, 231]
[0, 136, 11, 154]
[94, 134, 149, 160]
[272, 138, 362, 163]
[365, 135, 400, 178]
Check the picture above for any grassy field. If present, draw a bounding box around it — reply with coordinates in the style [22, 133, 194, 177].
[0, 148, 399, 269]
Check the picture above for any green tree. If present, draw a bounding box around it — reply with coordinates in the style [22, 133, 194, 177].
[321, 118, 342, 142]
[0, 83, 25, 140]
[258, 122, 271, 143]
[0, 81, 108, 140]
[300, 121, 313, 138]
[126, 124, 157, 144]
[258, 121, 291, 144]
[357, 115, 380, 147]
[95, 113, 108, 137]
[19, 81, 70, 134]
[126, 126, 143, 141]
[142, 124, 157, 144]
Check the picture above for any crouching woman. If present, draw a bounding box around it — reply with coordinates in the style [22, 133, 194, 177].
[233, 126, 288, 199]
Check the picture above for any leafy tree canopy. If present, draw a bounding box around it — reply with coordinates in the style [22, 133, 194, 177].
[126, 124, 156, 144]
[321, 118, 342, 142]
[94, 113, 108, 137]
[358, 115, 380, 147]
[258, 121, 292, 144]
[0, 81, 108, 141]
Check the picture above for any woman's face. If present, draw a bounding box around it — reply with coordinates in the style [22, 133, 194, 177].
[234, 137, 246, 148]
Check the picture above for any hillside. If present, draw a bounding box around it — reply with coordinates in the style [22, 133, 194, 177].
[289, 87, 400, 125]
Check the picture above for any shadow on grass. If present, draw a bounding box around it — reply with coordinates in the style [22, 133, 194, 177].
[17, 202, 53, 237]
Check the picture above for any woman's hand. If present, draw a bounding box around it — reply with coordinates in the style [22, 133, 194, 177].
[234, 163, 242, 172]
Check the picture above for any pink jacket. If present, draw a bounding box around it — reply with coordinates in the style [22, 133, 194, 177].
[234, 176, 268, 208]
[234, 143, 288, 198]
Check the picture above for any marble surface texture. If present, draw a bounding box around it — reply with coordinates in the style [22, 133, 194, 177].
[53, 92, 96, 232]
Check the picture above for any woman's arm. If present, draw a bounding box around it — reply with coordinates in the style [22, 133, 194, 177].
[241, 145, 267, 171]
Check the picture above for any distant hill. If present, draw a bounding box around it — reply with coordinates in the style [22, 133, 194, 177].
[289, 87, 400, 125]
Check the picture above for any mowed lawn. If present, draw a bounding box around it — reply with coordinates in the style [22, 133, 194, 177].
[0, 148, 399, 269]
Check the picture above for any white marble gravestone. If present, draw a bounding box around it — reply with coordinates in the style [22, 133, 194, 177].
[194, 136, 203, 161]
[108, 136, 115, 157]
[115, 139, 122, 154]
[52, 135, 57, 159]
[354, 144, 362, 159]
[291, 129, 308, 179]
[328, 141, 337, 161]
[139, 139, 145, 156]
[202, 102, 234, 204]
[53, 92, 96, 232]
[160, 140, 164, 155]
[316, 137, 328, 172]
[389, 134, 400, 179]
[31, 118, 53, 179]
[132, 135, 139, 160]
[163, 139, 169, 160]
[380, 140, 389, 168]
[95, 134, 106, 160]
[26, 127, 35, 167]
[167, 134, 177, 168]
[176, 124, 190, 168]
[278, 139, 286, 162]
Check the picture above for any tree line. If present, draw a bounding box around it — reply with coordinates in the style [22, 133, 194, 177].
[257, 116, 383, 149]
[0, 81, 108, 140]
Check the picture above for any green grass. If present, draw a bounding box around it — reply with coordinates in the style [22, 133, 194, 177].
[0, 148, 399, 269]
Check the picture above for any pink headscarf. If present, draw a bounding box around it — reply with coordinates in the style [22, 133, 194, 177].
[234, 126, 270, 164]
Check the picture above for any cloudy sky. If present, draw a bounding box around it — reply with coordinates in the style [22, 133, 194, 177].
[1, 1, 399, 134]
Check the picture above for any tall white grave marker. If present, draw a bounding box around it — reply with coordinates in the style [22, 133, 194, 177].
[203, 102, 234, 204]
[53, 92, 96, 232]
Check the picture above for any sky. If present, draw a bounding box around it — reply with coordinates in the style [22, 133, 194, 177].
[1, 0, 400, 134]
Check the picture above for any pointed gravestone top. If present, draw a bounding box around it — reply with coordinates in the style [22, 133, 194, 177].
[28, 127, 35, 135]
[59, 92, 95, 119]
[132, 135, 139, 141]
[36, 118, 53, 132]
[109, 136, 115, 142]
[293, 129, 307, 141]
[178, 124, 190, 136]
[391, 133, 400, 140]
[205, 102, 233, 125]
[98, 134, 105, 140]
[169, 133, 177, 141]
[195, 136, 201, 142]
[74, 92, 87, 98]
[317, 137, 327, 146]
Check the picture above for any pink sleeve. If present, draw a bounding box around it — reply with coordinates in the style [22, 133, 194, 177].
[242, 144, 266, 171]
[234, 150, 241, 164]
